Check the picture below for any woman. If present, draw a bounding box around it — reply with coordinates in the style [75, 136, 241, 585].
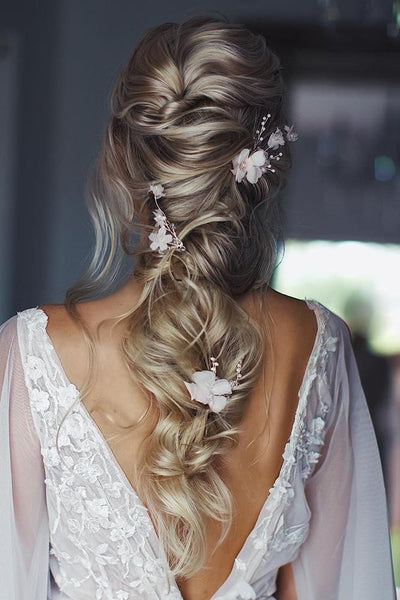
[0, 15, 396, 600]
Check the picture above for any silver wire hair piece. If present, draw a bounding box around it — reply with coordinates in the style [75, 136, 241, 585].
[148, 183, 186, 255]
[183, 356, 243, 414]
[210, 356, 243, 390]
[231, 114, 299, 184]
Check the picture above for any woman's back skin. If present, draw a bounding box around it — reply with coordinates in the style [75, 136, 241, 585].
[40, 281, 317, 600]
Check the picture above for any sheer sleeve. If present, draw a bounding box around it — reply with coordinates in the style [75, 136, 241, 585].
[291, 314, 397, 599]
[0, 315, 50, 599]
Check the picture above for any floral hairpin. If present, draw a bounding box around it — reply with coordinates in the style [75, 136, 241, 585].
[183, 356, 243, 414]
[231, 114, 299, 185]
[148, 183, 186, 254]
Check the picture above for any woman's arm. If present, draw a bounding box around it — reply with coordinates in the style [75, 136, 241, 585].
[289, 316, 396, 599]
[276, 562, 297, 600]
[0, 315, 50, 599]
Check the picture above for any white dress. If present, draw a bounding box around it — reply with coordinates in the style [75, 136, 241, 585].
[0, 299, 396, 600]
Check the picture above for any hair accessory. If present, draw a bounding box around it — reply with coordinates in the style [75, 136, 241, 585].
[149, 183, 165, 200]
[183, 357, 243, 414]
[148, 183, 186, 254]
[231, 114, 298, 184]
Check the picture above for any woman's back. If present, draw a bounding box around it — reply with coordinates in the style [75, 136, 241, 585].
[1, 282, 395, 599]
[40, 284, 318, 599]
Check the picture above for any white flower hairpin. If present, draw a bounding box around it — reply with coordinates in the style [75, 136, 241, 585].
[184, 356, 243, 414]
[231, 114, 299, 185]
[148, 183, 186, 254]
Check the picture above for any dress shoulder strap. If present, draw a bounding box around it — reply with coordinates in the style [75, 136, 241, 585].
[294, 299, 341, 481]
[16, 307, 79, 449]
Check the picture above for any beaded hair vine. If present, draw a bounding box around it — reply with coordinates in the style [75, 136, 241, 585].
[183, 357, 243, 414]
[231, 114, 298, 184]
[147, 114, 297, 414]
[148, 183, 186, 254]
[147, 115, 298, 254]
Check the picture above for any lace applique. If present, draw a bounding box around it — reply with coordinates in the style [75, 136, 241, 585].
[204, 300, 338, 597]
[18, 308, 182, 600]
[17, 301, 338, 600]
[240, 299, 338, 566]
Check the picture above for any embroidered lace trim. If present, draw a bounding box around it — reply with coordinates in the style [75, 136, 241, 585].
[17, 299, 338, 600]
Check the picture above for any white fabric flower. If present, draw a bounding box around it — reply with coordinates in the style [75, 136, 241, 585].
[235, 580, 257, 599]
[234, 557, 247, 572]
[184, 369, 233, 413]
[284, 124, 299, 142]
[26, 355, 46, 383]
[63, 411, 87, 441]
[60, 485, 86, 513]
[58, 384, 78, 407]
[307, 417, 326, 445]
[326, 336, 338, 352]
[103, 481, 123, 499]
[311, 417, 325, 437]
[67, 518, 81, 534]
[309, 451, 321, 464]
[42, 446, 61, 467]
[148, 226, 173, 252]
[117, 541, 133, 566]
[86, 498, 109, 520]
[267, 127, 285, 150]
[31, 388, 49, 413]
[149, 183, 165, 199]
[57, 426, 72, 448]
[282, 443, 296, 465]
[152, 208, 166, 227]
[231, 148, 267, 184]
[74, 460, 103, 483]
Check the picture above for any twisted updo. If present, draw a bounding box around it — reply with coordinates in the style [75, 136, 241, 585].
[65, 15, 292, 579]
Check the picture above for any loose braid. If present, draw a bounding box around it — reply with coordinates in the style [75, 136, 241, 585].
[64, 15, 291, 578]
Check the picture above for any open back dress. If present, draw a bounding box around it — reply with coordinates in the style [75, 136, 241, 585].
[0, 299, 396, 599]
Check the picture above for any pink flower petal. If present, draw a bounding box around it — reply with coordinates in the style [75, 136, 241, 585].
[246, 165, 263, 184]
[212, 378, 233, 396]
[251, 149, 266, 166]
[184, 381, 209, 405]
[235, 169, 246, 182]
[191, 370, 216, 387]
[209, 395, 228, 413]
[238, 148, 250, 163]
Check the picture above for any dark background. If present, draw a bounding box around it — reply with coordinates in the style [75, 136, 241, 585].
[0, 0, 398, 319]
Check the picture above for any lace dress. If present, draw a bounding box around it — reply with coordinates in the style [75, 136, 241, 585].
[0, 299, 396, 600]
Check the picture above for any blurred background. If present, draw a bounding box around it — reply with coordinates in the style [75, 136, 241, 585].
[1, 0, 399, 587]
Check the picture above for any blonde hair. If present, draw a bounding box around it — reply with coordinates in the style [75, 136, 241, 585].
[62, 15, 291, 579]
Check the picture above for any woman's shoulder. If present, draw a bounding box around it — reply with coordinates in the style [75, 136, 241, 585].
[0, 307, 44, 351]
[39, 283, 332, 340]
[263, 288, 322, 360]
[6, 288, 352, 356]
[265, 287, 319, 328]
[266, 289, 351, 350]
[22, 288, 352, 394]
[266, 287, 349, 331]
[264, 289, 353, 395]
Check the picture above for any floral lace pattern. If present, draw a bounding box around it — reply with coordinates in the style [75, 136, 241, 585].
[17, 299, 338, 600]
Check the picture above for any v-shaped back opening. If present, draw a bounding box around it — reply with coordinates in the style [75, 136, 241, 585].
[21, 298, 328, 600]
